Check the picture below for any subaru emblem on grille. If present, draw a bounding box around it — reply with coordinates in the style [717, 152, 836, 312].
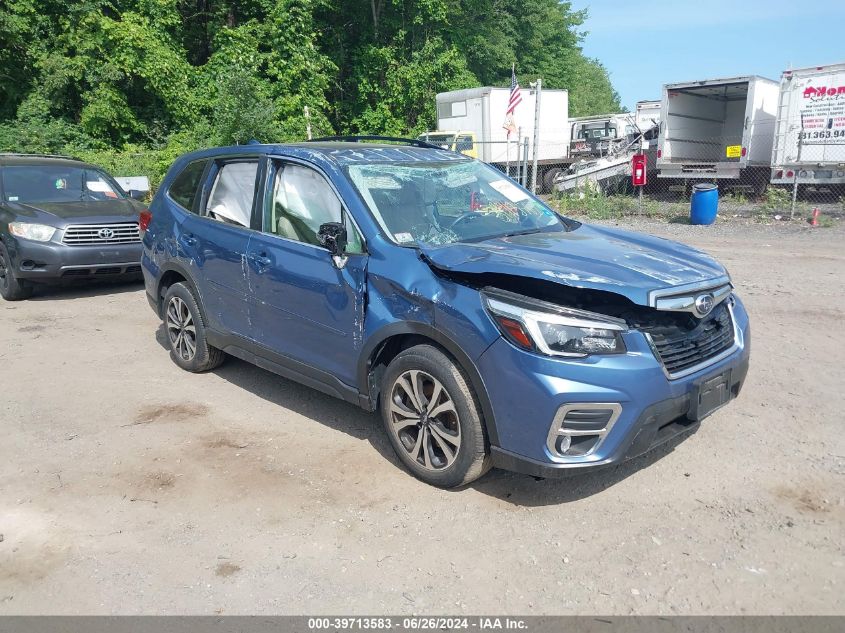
[694, 294, 715, 317]
[98, 228, 115, 239]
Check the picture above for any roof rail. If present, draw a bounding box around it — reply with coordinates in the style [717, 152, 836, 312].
[306, 135, 444, 150]
[0, 152, 81, 161]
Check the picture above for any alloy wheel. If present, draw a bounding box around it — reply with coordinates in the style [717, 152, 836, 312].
[166, 296, 197, 361]
[389, 370, 461, 471]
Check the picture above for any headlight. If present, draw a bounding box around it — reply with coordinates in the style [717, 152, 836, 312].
[483, 290, 627, 357]
[9, 222, 56, 242]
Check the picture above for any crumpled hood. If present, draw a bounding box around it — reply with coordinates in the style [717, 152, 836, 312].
[420, 224, 728, 307]
[6, 199, 143, 227]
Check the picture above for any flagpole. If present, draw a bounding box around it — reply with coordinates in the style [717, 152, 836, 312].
[506, 63, 514, 180]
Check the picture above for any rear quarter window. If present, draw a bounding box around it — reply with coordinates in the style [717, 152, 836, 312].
[168, 160, 207, 212]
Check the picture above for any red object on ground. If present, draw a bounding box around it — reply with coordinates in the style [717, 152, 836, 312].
[811, 208, 820, 227]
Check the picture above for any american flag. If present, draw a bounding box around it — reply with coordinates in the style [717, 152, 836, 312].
[506, 68, 523, 115]
[503, 67, 522, 137]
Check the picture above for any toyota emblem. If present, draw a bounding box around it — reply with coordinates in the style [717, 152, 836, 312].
[98, 228, 115, 239]
[694, 294, 715, 317]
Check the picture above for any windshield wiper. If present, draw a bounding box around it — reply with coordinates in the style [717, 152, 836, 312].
[498, 225, 561, 239]
[498, 228, 543, 238]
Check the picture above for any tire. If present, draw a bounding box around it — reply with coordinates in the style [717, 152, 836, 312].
[0, 243, 33, 301]
[380, 344, 491, 488]
[162, 282, 225, 372]
[542, 167, 562, 193]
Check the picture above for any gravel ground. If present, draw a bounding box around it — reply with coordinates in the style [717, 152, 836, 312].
[0, 219, 843, 615]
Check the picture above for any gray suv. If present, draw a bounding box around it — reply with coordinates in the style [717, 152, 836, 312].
[0, 154, 146, 300]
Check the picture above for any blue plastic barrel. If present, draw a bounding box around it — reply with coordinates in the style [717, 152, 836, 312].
[690, 183, 719, 225]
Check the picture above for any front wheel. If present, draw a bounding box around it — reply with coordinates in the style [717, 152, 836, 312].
[162, 282, 225, 372]
[380, 344, 491, 487]
[0, 244, 33, 301]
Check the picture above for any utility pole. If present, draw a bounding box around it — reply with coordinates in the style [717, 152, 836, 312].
[530, 78, 542, 193]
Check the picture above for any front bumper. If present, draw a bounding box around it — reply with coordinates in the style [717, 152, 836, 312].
[478, 296, 751, 476]
[5, 236, 142, 282]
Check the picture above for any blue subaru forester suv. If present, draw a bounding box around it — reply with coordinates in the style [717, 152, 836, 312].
[141, 137, 750, 488]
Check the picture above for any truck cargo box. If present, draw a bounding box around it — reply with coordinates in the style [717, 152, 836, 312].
[657, 76, 779, 180]
[635, 100, 661, 133]
[434, 87, 570, 164]
[770, 62, 845, 186]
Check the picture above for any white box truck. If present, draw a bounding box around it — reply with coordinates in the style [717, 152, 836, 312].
[426, 87, 570, 190]
[634, 100, 661, 133]
[656, 76, 779, 189]
[770, 62, 845, 187]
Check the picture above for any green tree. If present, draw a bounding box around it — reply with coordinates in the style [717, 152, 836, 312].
[0, 0, 623, 163]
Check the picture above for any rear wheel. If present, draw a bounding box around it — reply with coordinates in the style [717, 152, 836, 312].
[380, 344, 490, 487]
[0, 244, 33, 301]
[162, 282, 225, 372]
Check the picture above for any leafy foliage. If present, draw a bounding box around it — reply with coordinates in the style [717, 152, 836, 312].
[0, 0, 622, 172]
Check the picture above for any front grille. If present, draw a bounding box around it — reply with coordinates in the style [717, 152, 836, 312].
[643, 301, 735, 376]
[62, 223, 140, 246]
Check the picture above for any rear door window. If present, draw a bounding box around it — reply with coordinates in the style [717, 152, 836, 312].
[168, 160, 207, 212]
[204, 161, 258, 228]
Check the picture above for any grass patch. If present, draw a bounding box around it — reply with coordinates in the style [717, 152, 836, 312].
[815, 213, 836, 228]
[552, 189, 670, 221]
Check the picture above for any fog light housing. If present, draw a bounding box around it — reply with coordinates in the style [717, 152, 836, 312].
[547, 403, 622, 460]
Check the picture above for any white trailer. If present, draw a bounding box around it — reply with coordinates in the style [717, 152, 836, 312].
[433, 87, 570, 189]
[656, 76, 779, 188]
[770, 62, 845, 187]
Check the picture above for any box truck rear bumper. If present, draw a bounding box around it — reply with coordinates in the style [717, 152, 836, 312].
[771, 166, 845, 186]
[657, 162, 743, 179]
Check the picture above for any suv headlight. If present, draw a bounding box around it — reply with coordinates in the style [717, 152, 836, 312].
[9, 222, 56, 242]
[483, 289, 627, 357]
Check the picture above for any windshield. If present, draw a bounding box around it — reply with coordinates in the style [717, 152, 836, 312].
[347, 160, 571, 246]
[418, 133, 456, 151]
[419, 133, 455, 143]
[578, 125, 617, 140]
[2, 165, 125, 203]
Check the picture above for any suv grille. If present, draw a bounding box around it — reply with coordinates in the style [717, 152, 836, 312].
[62, 223, 140, 246]
[642, 301, 735, 376]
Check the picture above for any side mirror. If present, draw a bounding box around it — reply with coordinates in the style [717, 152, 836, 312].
[128, 189, 147, 201]
[317, 222, 348, 257]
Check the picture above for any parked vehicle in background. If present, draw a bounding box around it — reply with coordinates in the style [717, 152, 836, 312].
[569, 113, 637, 159]
[142, 137, 750, 488]
[657, 76, 779, 193]
[0, 154, 146, 301]
[432, 87, 571, 190]
[635, 100, 662, 134]
[770, 62, 845, 189]
[417, 131, 478, 158]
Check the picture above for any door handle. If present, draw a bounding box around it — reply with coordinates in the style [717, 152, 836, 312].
[249, 252, 272, 267]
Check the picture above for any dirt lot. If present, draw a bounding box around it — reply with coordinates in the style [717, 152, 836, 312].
[0, 219, 843, 615]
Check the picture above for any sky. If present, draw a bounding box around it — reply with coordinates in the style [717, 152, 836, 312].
[570, 0, 845, 110]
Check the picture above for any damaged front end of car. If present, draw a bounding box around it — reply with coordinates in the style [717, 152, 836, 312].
[413, 247, 750, 477]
